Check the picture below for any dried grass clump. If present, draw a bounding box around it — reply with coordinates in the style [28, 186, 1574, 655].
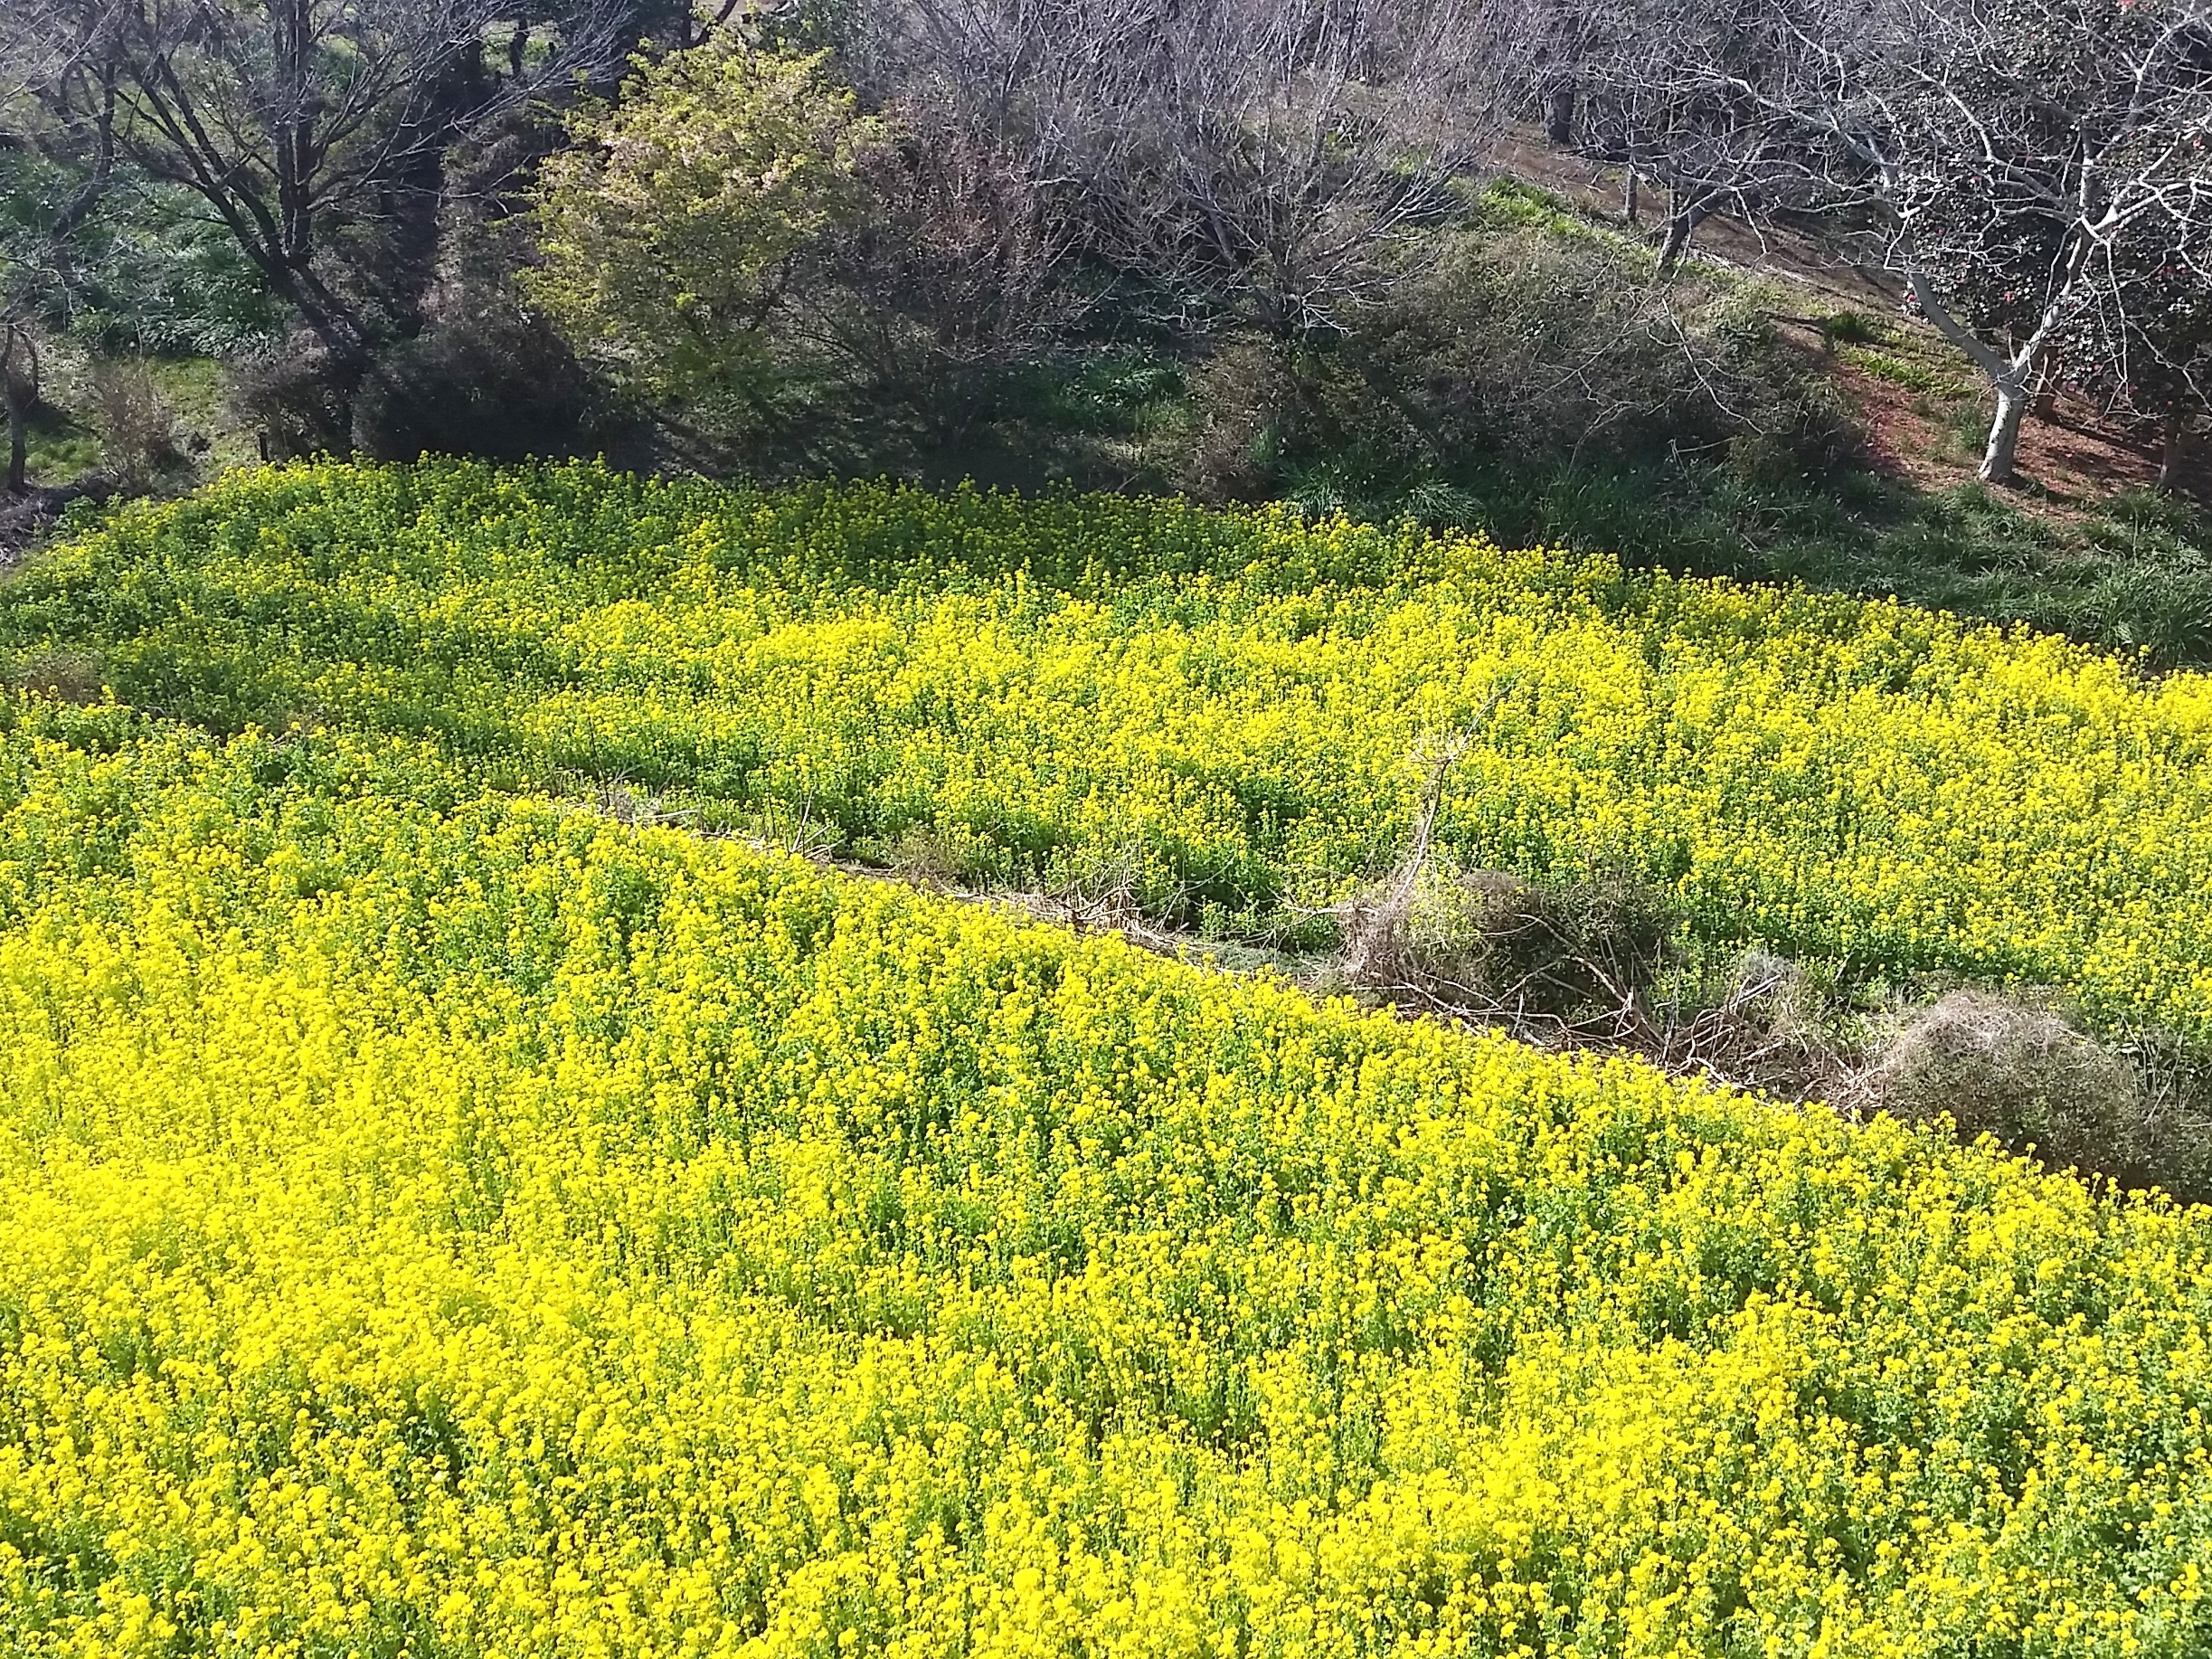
[1863, 990, 2212, 1199]
[1340, 858, 1674, 1040]
[880, 824, 977, 891]
[89, 361, 185, 494]
[1019, 847, 1153, 939]
[1655, 950, 1855, 1101]
[593, 783, 694, 830]
[1341, 867, 1860, 1100]
[11, 649, 106, 705]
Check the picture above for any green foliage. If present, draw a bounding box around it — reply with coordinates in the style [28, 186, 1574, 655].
[57, 183, 279, 358]
[1466, 176, 1636, 252]
[1837, 345, 1961, 396]
[525, 39, 886, 406]
[1179, 226, 1850, 512]
[1820, 309, 1884, 346]
[0, 148, 276, 357]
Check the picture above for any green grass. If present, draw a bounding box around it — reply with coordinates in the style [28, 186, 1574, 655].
[1269, 452, 2212, 670]
[12, 347, 245, 495]
[1836, 345, 1965, 397]
[18, 401, 100, 488]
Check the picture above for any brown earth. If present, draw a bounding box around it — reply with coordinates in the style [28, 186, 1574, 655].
[1497, 129, 2208, 514]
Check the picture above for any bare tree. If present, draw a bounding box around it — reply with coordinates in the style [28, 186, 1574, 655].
[1107, 0, 1493, 335]
[1529, 0, 1814, 274]
[1, 10, 81, 120]
[2, 5, 123, 492]
[860, 0, 1498, 340]
[793, 93, 1090, 444]
[1726, 0, 2212, 486]
[16, 0, 632, 376]
[2047, 133, 2212, 490]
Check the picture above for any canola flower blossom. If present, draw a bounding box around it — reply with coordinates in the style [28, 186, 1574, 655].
[7, 462, 2212, 1042]
[0, 703, 2208, 1654]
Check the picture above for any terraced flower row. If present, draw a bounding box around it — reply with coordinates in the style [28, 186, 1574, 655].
[9, 460, 2211, 1041]
[0, 704, 2207, 1656]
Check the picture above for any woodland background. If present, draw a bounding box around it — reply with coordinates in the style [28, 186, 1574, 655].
[4, 0, 2211, 659]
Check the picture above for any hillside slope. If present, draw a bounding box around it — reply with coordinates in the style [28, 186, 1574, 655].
[8, 463, 2212, 1049]
[0, 705, 2209, 1655]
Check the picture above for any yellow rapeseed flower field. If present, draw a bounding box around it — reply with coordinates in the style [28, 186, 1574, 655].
[0, 701, 2209, 1655]
[8, 461, 2212, 1039]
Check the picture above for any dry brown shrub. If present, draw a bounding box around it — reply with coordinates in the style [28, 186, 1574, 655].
[593, 784, 693, 830]
[1034, 847, 1147, 935]
[11, 649, 105, 704]
[88, 361, 184, 494]
[1338, 721, 1680, 1041]
[1654, 950, 1857, 1102]
[880, 823, 1009, 893]
[1340, 858, 1674, 1041]
[1858, 991, 2212, 1195]
[1337, 862, 1851, 1100]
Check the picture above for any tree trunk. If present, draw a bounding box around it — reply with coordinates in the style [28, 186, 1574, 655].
[1622, 169, 1640, 225]
[2029, 361, 2057, 422]
[1547, 87, 1575, 146]
[1980, 383, 2028, 485]
[1655, 202, 1708, 276]
[2159, 405, 2187, 492]
[3, 388, 24, 497]
[2, 329, 28, 496]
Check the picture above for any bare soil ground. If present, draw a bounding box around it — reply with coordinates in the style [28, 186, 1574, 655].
[1497, 129, 2210, 514]
[1834, 352, 2208, 512]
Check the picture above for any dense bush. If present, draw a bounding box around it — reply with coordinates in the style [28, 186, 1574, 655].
[1163, 213, 1854, 510]
[524, 43, 889, 414]
[224, 346, 358, 460]
[348, 317, 600, 464]
[1363, 223, 1851, 475]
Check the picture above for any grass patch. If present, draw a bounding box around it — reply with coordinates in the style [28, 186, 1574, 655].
[1274, 451, 2212, 669]
[1838, 344, 1966, 396]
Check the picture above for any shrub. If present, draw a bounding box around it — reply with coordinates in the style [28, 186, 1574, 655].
[86, 358, 185, 493]
[1351, 226, 1853, 479]
[791, 96, 1090, 456]
[1176, 338, 1283, 501]
[1868, 991, 2212, 1200]
[349, 314, 598, 463]
[525, 39, 885, 410]
[225, 344, 356, 460]
[1341, 859, 1678, 1036]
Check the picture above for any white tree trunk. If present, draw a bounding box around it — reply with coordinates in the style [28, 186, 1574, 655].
[1979, 383, 2028, 485]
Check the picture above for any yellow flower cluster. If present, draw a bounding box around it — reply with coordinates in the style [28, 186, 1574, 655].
[0, 708, 2209, 1655]
[13, 461, 2212, 1040]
